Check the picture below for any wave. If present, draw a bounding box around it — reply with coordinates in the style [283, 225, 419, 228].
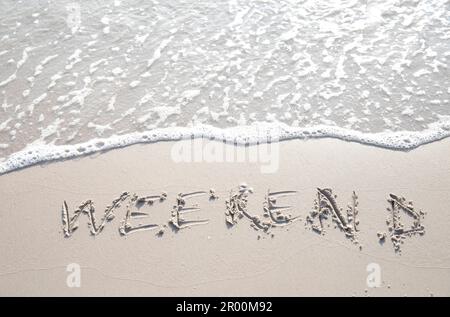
[2, 120, 450, 175]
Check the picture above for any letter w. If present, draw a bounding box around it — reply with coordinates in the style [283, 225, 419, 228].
[62, 192, 130, 237]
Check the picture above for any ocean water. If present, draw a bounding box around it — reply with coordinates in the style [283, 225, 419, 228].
[0, 0, 449, 174]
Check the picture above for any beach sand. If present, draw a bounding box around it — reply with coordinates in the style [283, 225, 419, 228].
[0, 138, 450, 296]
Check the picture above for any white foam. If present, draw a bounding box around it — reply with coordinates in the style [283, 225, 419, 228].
[1, 0, 449, 175]
[1, 119, 450, 175]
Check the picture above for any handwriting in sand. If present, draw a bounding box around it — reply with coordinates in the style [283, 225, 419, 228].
[61, 184, 425, 253]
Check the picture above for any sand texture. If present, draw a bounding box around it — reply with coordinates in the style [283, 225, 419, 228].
[1, 138, 450, 296]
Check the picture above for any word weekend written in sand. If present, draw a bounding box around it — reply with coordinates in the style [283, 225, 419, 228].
[61, 184, 425, 253]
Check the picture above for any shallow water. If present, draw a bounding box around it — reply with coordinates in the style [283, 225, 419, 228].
[0, 0, 449, 174]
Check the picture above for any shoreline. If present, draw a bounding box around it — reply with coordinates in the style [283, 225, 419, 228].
[2, 121, 450, 175]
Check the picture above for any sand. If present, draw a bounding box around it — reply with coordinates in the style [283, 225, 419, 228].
[1, 138, 450, 296]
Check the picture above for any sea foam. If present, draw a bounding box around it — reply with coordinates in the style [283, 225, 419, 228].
[0, 0, 449, 174]
[2, 120, 450, 175]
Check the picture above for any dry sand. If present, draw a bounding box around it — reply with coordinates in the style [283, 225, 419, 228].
[0, 138, 450, 296]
